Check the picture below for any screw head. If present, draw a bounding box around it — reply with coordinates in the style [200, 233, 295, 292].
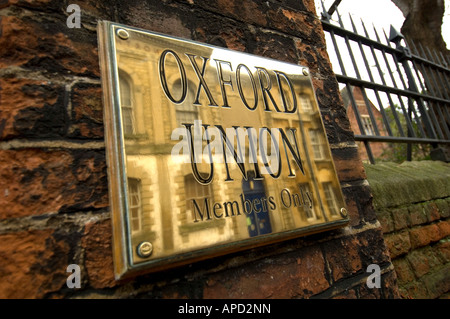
[340, 207, 348, 218]
[116, 28, 129, 40]
[302, 68, 309, 76]
[137, 241, 153, 258]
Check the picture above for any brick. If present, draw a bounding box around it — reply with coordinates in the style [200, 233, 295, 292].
[409, 203, 429, 226]
[434, 198, 450, 218]
[435, 239, 450, 263]
[420, 266, 450, 299]
[0, 16, 100, 77]
[250, 30, 299, 64]
[342, 197, 361, 228]
[0, 77, 66, 140]
[384, 230, 410, 259]
[381, 270, 402, 299]
[118, 0, 191, 39]
[82, 219, 116, 289]
[341, 184, 377, 226]
[203, 245, 329, 298]
[401, 281, 428, 299]
[406, 247, 442, 279]
[377, 210, 395, 234]
[392, 258, 415, 285]
[69, 82, 104, 139]
[357, 228, 391, 266]
[322, 236, 362, 282]
[269, 7, 325, 44]
[358, 281, 382, 299]
[437, 220, 450, 239]
[425, 202, 441, 222]
[0, 0, 60, 10]
[0, 149, 108, 219]
[0, 229, 70, 298]
[331, 147, 367, 183]
[391, 207, 410, 231]
[409, 224, 442, 249]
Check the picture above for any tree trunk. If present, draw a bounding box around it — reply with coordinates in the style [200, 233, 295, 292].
[391, 0, 448, 56]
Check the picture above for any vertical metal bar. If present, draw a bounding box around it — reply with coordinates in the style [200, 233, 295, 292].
[374, 27, 415, 138]
[347, 15, 381, 136]
[357, 18, 394, 137]
[388, 34, 437, 140]
[424, 46, 447, 99]
[431, 50, 450, 100]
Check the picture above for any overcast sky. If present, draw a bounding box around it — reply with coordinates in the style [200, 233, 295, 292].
[314, 0, 450, 50]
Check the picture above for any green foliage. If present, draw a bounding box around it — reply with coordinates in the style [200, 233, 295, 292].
[379, 104, 431, 163]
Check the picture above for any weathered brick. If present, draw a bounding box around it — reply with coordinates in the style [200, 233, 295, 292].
[82, 219, 116, 289]
[118, 0, 191, 39]
[391, 207, 409, 231]
[341, 184, 377, 226]
[435, 239, 450, 263]
[392, 258, 415, 285]
[357, 228, 391, 267]
[409, 203, 429, 226]
[0, 77, 66, 140]
[420, 266, 450, 299]
[381, 270, 402, 299]
[322, 235, 362, 282]
[436, 220, 450, 239]
[377, 210, 395, 234]
[331, 147, 367, 183]
[384, 230, 411, 259]
[250, 30, 299, 64]
[0, 229, 70, 298]
[203, 245, 329, 298]
[406, 247, 442, 278]
[435, 198, 450, 218]
[0, 16, 99, 77]
[69, 82, 104, 139]
[0, 149, 108, 219]
[425, 202, 441, 222]
[401, 281, 428, 299]
[358, 281, 382, 299]
[341, 197, 360, 228]
[409, 224, 442, 249]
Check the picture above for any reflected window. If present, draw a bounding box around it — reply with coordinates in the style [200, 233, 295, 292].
[128, 178, 143, 233]
[184, 174, 213, 220]
[299, 95, 313, 112]
[323, 182, 339, 216]
[361, 115, 375, 135]
[309, 129, 326, 160]
[174, 79, 198, 125]
[119, 72, 135, 135]
[299, 183, 316, 221]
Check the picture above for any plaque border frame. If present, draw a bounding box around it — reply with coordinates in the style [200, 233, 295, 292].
[97, 20, 349, 280]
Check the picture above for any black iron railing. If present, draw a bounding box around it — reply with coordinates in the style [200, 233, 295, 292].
[319, 1, 450, 163]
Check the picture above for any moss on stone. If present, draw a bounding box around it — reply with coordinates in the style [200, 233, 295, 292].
[364, 161, 450, 210]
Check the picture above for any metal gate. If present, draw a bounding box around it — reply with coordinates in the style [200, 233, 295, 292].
[319, 0, 450, 163]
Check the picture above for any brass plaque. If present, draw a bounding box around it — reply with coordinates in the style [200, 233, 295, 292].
[98, 21, 348, 279]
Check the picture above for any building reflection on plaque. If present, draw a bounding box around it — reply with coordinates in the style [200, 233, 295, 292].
[98, 21, 349, 279]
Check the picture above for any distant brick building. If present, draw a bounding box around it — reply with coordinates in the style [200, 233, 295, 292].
[341, 86, 390, 162]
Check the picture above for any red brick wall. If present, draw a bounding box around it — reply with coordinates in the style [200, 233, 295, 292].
[0, 0, 400, 298]
[369, 162, 450, 299]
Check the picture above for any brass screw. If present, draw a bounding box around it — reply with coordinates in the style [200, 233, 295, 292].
[340, 207, 348, 218]
[116, 28, 129, 40]
[302, 68, 309, 76]
[137, 241, 153, 258]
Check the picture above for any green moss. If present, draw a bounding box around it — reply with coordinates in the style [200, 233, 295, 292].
[364, 161, 450, 209]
